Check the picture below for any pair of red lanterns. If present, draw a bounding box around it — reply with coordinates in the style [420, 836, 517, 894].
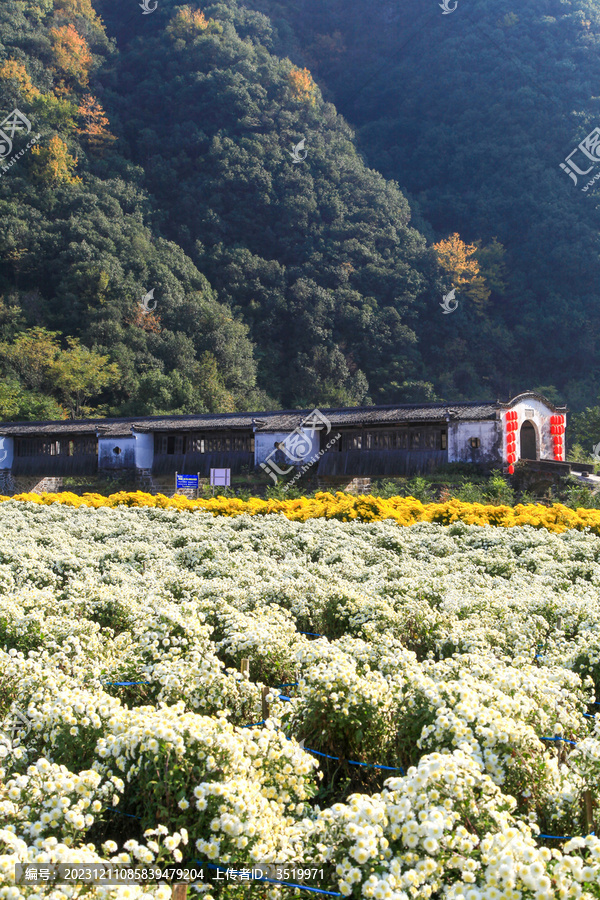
[505, 411, 517, 472]
[551, 413, 565, 460]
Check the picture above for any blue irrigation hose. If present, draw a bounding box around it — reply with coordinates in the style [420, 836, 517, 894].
[106, 807, 141, 819]
[257, 876, 342, 895]
[540, 736, 578, 745]
[301, 745, 404, 773]
[245, 714, 405, 772]
[539, 832, 595, 840]
[102, 681, 150, 686]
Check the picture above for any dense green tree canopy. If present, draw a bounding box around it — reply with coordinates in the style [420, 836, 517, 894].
[0, 0, 599, 419]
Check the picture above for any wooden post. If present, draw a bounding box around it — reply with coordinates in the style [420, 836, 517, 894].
[584, 789, 595, 832]
[240, 658, 250, 679]
[171, 885, 187, 900]
[261, 686, 270, 721]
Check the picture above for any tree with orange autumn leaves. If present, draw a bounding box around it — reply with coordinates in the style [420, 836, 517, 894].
[76, 95, 116, 152]
[50, 24, 92, 87]
[126, 308, 162, 333]
[288, 66, 318, 105]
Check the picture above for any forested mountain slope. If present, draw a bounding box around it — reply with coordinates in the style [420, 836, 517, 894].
[0, 0, 599, 418]
[250, 0, 600, 407]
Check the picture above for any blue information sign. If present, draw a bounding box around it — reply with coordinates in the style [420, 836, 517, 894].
[176, 474, 199, 489]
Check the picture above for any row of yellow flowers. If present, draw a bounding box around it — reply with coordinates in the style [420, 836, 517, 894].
[2, 490, 600, 534]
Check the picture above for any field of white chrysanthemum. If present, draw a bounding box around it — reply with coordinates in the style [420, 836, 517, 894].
[1, 500, 600, 898]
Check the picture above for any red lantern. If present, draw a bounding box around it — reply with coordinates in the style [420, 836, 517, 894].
[551, 415, 557, 425]
[508, 464, 514, 474]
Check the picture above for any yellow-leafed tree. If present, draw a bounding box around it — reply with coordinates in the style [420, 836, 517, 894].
[31, 136, 80, 185]
[167, 6, 219, 40]
[0, 60, 41, 102]
[50, 24, 92, 86]
[53, 0, 102, 26]
[433, 232, 491, 308]
[288, 66, 318, 105]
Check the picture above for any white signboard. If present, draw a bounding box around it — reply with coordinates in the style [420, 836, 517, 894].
[210, 468, 231, 486]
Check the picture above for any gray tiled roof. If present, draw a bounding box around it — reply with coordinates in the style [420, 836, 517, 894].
[0, 392, 566, 436]
[0, 401, 504, 436]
